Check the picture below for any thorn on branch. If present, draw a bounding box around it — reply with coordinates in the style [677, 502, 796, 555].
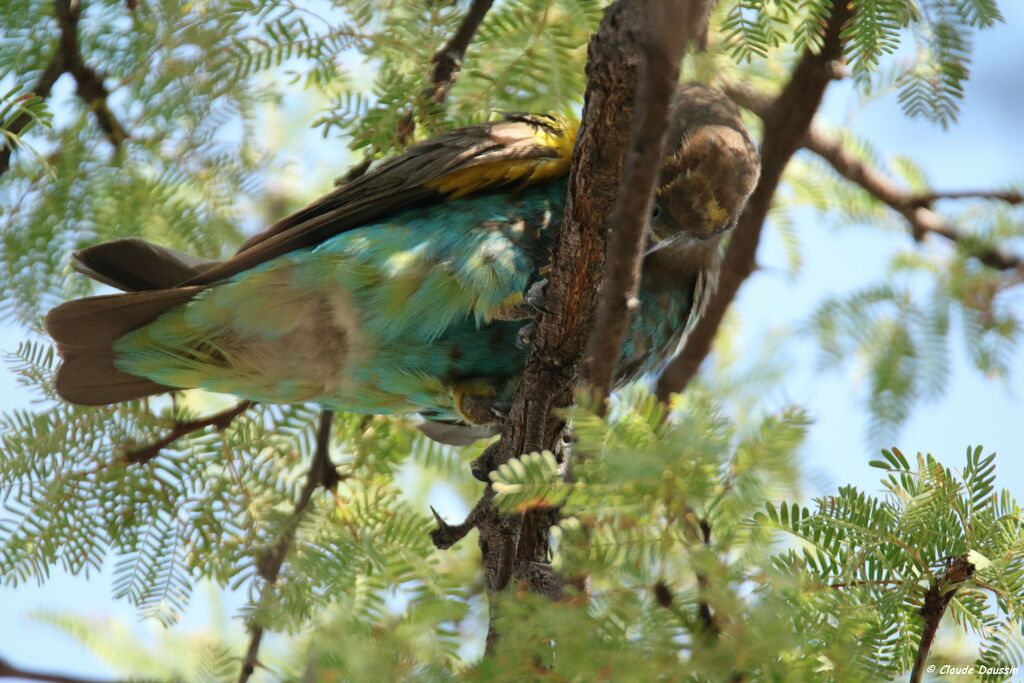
[429, 503, 481, 549]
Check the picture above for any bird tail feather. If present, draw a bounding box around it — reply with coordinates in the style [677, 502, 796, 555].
[45, 285, 206, 405]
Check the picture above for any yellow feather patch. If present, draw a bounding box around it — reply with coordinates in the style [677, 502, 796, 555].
[426, 113, 579, 199]
[685, 168, 730, 230]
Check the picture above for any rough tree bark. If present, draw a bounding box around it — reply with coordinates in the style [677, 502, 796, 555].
[429, 0, 713, 652]
[467, 0, 649, 649]
[585, 0, 712, 403]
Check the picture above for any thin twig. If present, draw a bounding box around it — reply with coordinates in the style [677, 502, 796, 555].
[805, 127, 1023, 272]
[0, 0, 128, 178]
[334, 0, 494, 186]
[122, 400, 255, 465]
[427, 0, 495, 104]
[586, 0, 711, 404]
[655, 0, 854, 400]
[0, 30, 65, 176]
[0, 657, 121, 683]
[237, 410, 341, 683]
[911, 189, 1023, 206]
[909, 556, 975, 683]
[827, 579, 905, 589]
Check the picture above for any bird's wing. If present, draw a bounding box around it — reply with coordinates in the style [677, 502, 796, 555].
[188, 112, 578, 286]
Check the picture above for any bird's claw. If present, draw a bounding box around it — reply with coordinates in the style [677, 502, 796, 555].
[470, 441, 502, 482]
[525, 278, 550, 314]
[516, 321, 536, 350]
[490, 402, 510, 421]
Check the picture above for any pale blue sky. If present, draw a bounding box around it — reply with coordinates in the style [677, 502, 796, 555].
[1, 4, 1023, 679]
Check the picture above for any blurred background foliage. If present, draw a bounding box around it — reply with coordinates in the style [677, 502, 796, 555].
[1, 0, 1022, 680]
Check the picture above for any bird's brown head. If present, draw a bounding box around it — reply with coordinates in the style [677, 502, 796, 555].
[649, 83, 760, 250]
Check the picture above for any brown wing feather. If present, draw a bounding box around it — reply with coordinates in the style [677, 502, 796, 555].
[187, 116, 567, 286]
[73, 238, 219, 292]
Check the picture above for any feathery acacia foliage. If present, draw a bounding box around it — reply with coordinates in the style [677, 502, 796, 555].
[765, 445, 1024, 678]
[1, 0, 1022, 680]
[12, 390, 1023, 680]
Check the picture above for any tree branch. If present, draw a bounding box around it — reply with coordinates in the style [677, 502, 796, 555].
[655, 0, 854, 400]
[911, 189, 1022, 206]
[805, 127, 1023, 272]
[0, 0, 128, 178]
[336, 0, 494, 186]
[122, 400, 255, 465]
[909, 555, 975, 683]
[463, 0, 651, 651]
[428, 0, 495, 104]
[56, 0, 128, 148]
[238, 409, 342, 683]
[429, 0, 715, 653]
[725, 80, 1024, 273]
[0, 658, 120, 683]
[586, 0, 711, 403]
[0, 26, 66, 177]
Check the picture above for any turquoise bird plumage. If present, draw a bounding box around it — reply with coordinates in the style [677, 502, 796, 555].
[46, 84, 759, 444]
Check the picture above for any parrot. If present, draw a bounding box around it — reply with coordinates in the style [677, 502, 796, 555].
[45, 83, 759, 446]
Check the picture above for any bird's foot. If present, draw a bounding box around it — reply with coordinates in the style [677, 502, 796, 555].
[528, 278, 552, 315]
[524, 278, 550, 314]
[455, 389, 509, 426]
[490, 278, 551, 322]
[515, 321, 536, 350]
[514, 278, 550, 349]
[470, 441, 502, 482]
